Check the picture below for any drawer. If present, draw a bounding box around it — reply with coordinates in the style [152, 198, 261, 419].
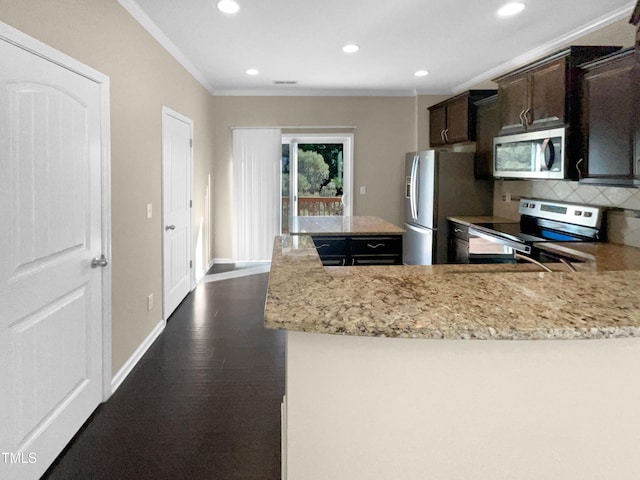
[350, 236, 402, 256]
[319, 255, 347, 266]
[351, 255, 402, 266]
[311, 236, 348, 257]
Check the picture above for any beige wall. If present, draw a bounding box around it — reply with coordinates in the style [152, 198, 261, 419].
[210, 96, 416, 259]
[0, 0, 216, 375]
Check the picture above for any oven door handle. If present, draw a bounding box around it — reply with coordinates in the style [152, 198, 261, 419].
[468, 227, 531, 255]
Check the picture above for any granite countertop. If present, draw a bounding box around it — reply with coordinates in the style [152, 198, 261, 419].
[288, 215, 404, 236]
[264, 235, 640, 340]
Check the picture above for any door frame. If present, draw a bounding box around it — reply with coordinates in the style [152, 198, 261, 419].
[281, 133, 354, 223]
[0, 21, 113, 401]
[161, 105, 194, 321]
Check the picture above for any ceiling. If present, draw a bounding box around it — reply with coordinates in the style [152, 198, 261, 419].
[121, 0, 636, 96]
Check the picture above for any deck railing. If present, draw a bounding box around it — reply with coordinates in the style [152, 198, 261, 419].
[282, 196, 343, 232]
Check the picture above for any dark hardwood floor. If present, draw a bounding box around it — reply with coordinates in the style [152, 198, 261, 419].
[42, 270, 284, 480]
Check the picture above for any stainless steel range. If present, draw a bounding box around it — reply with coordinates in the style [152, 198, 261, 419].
[467, 198, 605, 270]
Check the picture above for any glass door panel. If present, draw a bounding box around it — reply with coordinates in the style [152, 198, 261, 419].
[281, 135, 352, 234]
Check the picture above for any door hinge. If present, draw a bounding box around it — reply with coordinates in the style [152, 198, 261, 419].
[190, 138, 193, 148]
[189, 200, 192, 208]
[190, 260, 193, 268]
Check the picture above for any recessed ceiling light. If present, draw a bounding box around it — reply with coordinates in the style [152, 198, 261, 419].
[217, 0, 240, 14]
[497, 2, 525, 17]
[415, 70, 429, 77]
[246, 69, 259, 75]
[342, 44, 360, 54]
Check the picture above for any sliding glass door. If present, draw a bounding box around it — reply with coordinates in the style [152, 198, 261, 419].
[281, 134, 353, 233]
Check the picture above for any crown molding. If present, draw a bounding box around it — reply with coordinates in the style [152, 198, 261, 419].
[453, 1, 636, 94]
[117, 0, 216, 95]
[212, 88, 417, 97]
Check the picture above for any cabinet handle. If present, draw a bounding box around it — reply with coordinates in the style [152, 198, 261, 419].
[454, 228, 463, 233]
[440, 129, 446, 144]
[366, 243, 386, 249]
[519, 109, 526, 127]
[524, 108, 531, 126]
[444, 128, 449, 143]
[316, 243, 330, 249]
[575, 158, 584, 181]
[341, 258, 346, 266]
[636, 157, 640, 177]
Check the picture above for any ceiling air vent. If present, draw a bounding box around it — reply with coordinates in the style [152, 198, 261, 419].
[273, 80, 298, 85]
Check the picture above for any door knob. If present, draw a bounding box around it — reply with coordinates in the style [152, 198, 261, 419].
[165, 225, 176, 230]
[91, 254, 108, 268]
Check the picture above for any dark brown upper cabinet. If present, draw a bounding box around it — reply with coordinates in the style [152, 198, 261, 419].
[493, 46, 621, 136]
[473, 94, 499, 179]
[428, 90, 496, 146]
[578, 48, 640, 185]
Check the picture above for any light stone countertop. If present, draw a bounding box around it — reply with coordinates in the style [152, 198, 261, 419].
[288, 215, 404, 236]
[264, 234, 640, 340]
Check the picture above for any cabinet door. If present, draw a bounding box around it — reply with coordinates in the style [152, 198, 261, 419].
[581, 53, 636, 178]
[635, 41, 640, 177]
[445, 96, 470, 143]
[429, 104, 447, 146]
[497, 73, 528, 134]
[474, 96, 499, 179]
[447, 222, 469, 264]
[528, 58, 566, 130]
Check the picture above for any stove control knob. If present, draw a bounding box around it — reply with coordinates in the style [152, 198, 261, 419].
[523, 202, 529, 207]
[529, 203, 535, 208]
[575, 210, 582, 216]
[584, 212, 593, 218]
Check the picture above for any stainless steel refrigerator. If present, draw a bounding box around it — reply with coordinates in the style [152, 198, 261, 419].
[403, 150, 492, 265]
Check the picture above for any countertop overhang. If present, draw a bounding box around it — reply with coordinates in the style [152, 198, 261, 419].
[264, 221, 640, 340]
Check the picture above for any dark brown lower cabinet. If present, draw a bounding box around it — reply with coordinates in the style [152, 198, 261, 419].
[579, 48, 640, 185]
[312, 235, 403, 266]
[447, 221, 470, 264]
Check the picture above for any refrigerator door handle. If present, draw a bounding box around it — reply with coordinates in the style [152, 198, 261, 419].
[410, 155, 419, 221]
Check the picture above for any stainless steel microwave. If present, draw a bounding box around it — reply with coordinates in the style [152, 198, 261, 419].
[493, 127, 565, 179]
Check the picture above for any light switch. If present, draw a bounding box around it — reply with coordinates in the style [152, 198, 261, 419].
[359, 186, 366, 195]
[146, 203, 153, 219]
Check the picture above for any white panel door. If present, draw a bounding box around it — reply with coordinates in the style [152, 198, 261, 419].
[0, 36, 105, 479]
[162, 107, 193, 319]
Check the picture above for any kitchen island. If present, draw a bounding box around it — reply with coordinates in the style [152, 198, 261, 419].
[288, 215, 404, 266]
[265, 229, 640, 480]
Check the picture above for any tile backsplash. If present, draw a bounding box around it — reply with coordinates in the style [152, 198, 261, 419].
[493, 179, 640, 248]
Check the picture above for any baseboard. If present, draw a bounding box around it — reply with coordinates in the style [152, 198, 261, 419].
[111, 318, 165, 394]
[213, 257, 234, 264]
[206, 258, 215, 271]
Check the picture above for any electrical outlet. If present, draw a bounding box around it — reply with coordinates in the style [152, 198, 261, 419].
[146, 203, 153, 219]
[501, 192, 512, 202]
[359, 186, 366, 195]
[147, 293, 154, 311]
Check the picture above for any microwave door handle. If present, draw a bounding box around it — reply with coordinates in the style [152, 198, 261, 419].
[543, 138, 555, 170]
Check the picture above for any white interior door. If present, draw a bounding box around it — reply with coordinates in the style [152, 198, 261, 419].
[162, 107, 193, 320]
[0, 29, 108, 480]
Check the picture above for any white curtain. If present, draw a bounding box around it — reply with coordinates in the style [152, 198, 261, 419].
[232, 128, 282, 262]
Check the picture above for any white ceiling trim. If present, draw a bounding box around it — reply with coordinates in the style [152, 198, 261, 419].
[451, 1, 636, 94]
[213, 88, 418, 97]
[117, 0, 215, 95]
